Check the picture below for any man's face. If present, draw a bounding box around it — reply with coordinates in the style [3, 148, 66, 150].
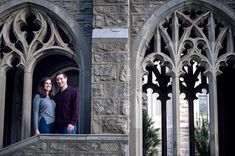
[56, 74, 67, 88]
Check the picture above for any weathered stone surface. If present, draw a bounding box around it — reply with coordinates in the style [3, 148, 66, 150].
[50, 142, 68, 151]
[104, 53, 128, 63]
[103, 14, 127, 27]
[94, 13, 128, 28]
[12, 153, 34, 156]
[94, 15, 103, 28]
[105, 83, 129, 98]
[91, 118, 101, 133]
[103, 0, 126, 3]
[93, 98, 117, 115]
[130, 3, 161, 13]
[94, 6, 127, 14]
[94, 0, 127, 4]
[4, 135, 128, 156]
[121, 144, 129, 156]
[119, 99, 128, 115]
[93, 53, 103, 62]
[119, 64, 130, 82]
[132, 0, 164, 2]
[92, 84, 104, 97]
[92, 42, 128, 53]
[93, 53, 128, 63]
[100, 143, 119, 151]
[101, 117, 128, 134]
[50, 0, 93, 37]
[74, 143, 99, 151]
[38, 142, 48, 151]
[131, 14, 150, 26]
[92, 64, 117, 82]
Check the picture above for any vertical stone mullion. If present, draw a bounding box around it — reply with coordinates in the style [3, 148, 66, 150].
[208, 73, 219, 156]
[172, 74, 180, 156]
[21, 70, 33, 140]
[0, 69, 7, 148]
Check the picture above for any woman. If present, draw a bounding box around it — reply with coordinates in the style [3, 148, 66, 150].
[33, 77, 56, 135]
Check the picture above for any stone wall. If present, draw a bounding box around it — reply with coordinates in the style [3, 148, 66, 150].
[130, 0, 166, 40]
[93, 0, 128, 29]
[0, 135, 128, 156]
[48, 0, 93, 38]
[91, 0, 130, 135]
[129, 0, 235, 41]
[91, 38, 129, 134]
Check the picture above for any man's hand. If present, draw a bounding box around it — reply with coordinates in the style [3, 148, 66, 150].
[35, 129, 40, 136]
[67, 124, 74, 132]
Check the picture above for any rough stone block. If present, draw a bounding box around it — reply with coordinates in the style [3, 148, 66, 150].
[93, 98, 117, 115]
[92, 42, 128, 53]
[92, 84, 104, 97]
[100, 143, 119, 152]
[103, 53, 128, 63]
[93, 53, 103, 62]
[119, 64, 130, 82]
[91, 118, 101, 133]
[105, 83, 129, 98]
[101, 117, 128, 134]
[119, 99, 128, 115]
[92, 64, 117, 82]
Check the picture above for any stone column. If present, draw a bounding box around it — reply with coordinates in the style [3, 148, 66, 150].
[172, 74, 180, 156]
[208, 73, 219, 156]
[21, 70, 33, 140]
[92, 1, 129, 155]
[0, 69, 7, 148]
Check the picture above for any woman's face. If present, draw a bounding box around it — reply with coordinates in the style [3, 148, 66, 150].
[43, 79, 52, 92]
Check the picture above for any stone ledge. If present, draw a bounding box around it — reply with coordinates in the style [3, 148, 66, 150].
[92, 28, 128, 39]
[0, 134, 128, 156]
[39, 134, 128, 141]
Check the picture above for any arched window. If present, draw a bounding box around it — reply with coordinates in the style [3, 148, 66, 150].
[131, 1, 235, 156]
[0, 1, 90, 148]
[142, 6, 235, 156]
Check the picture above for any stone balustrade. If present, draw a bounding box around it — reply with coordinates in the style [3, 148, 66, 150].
[0, 134, 128, 156]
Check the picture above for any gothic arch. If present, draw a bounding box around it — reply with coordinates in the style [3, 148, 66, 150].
[0, 0, 91, 147]
[130, 0, 235, 156]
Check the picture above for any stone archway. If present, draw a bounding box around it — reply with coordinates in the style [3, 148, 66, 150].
[130, 0, 235, 156]
[32, 54, 79, 135]
[0, 0, 90, 148]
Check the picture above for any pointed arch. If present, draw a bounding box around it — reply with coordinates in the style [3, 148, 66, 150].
[0, 0, 91, 147]
[130, 0, 235, 155]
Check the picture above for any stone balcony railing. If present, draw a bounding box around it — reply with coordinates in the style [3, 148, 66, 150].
[0, 134, 128, 156]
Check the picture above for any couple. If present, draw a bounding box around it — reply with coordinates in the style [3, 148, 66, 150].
[33, 72, 79, 135]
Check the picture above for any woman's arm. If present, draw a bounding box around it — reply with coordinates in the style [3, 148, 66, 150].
[33, 94, 41, 135]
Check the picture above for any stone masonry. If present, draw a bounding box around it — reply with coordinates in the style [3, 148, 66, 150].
[0, 135, 128, 156]
[92, 0, 130, 135]
[0, 0, 235, 156]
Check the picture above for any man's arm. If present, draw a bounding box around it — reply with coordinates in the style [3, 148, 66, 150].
[70, 89, 79, 126]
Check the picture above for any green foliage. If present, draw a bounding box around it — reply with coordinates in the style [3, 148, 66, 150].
[143, 109, 160, 156]
[195, 117, 210, 156]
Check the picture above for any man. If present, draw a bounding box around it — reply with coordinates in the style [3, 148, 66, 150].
[54, 71, 79, 134]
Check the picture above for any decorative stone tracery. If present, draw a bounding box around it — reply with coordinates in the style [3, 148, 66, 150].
[0, 7, 77, 147]
[142, 7, 235, 156]
[0, 8, 75, 65]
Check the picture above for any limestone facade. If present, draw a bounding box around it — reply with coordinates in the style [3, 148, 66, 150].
[0, 0, 235, 156]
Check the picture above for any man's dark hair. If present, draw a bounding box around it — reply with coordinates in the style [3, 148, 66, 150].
[55, 71, 67, 78]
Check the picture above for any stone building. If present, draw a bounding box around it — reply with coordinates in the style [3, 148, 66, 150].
[0, 0, 235, 155]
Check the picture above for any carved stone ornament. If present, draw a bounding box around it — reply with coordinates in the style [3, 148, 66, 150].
[142, 7, 235, 156]
[0, 8, 75, 68]
[142, 8, 235, 76]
